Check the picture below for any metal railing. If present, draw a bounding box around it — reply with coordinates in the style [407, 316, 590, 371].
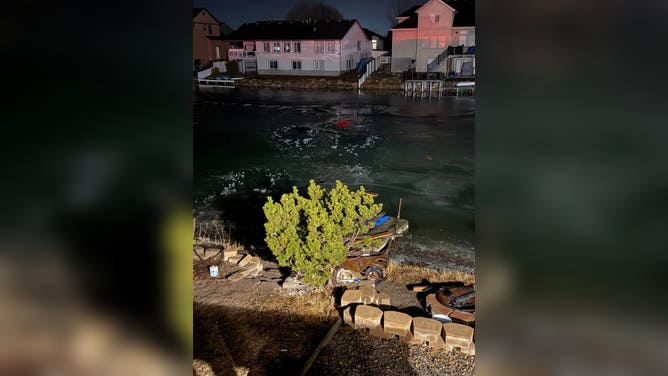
[228, 49, 256, 59]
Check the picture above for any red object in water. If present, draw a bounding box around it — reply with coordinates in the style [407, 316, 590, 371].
[336, 119, 349, 128]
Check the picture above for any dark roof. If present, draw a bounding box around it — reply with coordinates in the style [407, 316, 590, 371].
[362, 27, 382, 39]
[391, 0, 474, 29]
[228, 19, 360, 41]
[398, 5, 421, 18]
[391, 14, 417, 29]
[219, 22, 233, 36]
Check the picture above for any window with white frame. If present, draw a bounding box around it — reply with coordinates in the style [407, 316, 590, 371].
[293, 42, 301, 53]
[273, 42, 281, 53]
[313, 60, 324, 70]
[430, 14, 440, 23]
[263, 42, 270, 53]
[284, 42, 291, 53]
[292, 60, 302, 70]
[315, 41, 324, 54]
[371, 39, 377, 50]
[430, 36, 438, 48]
[269, 60, 278, 69]
[326, 41, 335, 54]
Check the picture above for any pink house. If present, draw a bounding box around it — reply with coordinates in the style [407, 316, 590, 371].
[193, 8, 230, 69]
[390, 0, 475, 75]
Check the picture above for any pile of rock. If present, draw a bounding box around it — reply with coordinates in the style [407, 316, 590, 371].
[226, 253, 264, 281]
[339, 286, 475, 355]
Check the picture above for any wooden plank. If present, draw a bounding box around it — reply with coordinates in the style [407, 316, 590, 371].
[300, 317, 342, 376]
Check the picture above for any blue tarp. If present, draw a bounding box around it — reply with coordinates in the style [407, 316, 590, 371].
[357, 59, 366, 74]
[374, 215, 390, 227]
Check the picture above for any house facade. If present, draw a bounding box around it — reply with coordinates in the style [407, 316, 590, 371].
[390, 0, 475, 75]
[227, 20, 372, 76]
[193, 8, 230, 69]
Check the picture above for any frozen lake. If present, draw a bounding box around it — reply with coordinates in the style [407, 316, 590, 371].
[194, 88, 474, 270]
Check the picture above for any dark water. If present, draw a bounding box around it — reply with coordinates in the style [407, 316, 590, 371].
[194, 88, 474, 270]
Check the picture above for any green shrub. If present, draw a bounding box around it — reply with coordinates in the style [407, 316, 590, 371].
[263, 180, 382, 286]
[211, 66, 220, 76]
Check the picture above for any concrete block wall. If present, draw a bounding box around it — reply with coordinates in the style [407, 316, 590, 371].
[339, 287, 475, 354]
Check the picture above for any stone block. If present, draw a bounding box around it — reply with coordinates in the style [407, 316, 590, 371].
[376, 292, 391, 306]
[228, 255, 244, 265]
[383, 311, 413, 337]
[359, 284, 377, 304]
[354, 305, 383, 329]
[342, 305, 356, 326]
[461, 342, 475, 356]
[223, 249, 237, 261]
[237, 254, 251, 267]
[449, 310, 475, 324]
[426, 293, 454, 316]
[413, 317, 444, 345]
[340, 289, 363, 308]
[443, 323, 474, 349]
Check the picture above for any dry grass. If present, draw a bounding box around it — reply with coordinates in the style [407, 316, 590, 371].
[266, 289, 337, 318]
[385, 262, 475, 286]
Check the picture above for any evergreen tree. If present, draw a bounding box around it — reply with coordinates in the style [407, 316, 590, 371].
[263, 180, 382, 286]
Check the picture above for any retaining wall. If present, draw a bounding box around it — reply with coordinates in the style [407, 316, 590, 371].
[339, 286, 475, 355]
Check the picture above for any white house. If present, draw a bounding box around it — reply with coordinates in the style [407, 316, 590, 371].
[226, 19, 372, 76]
[390, 0, 475, 75]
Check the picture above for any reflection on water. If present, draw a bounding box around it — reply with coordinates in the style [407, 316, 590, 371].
[194, 88, 474, 270]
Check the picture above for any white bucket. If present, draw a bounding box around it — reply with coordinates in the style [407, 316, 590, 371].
[208, 265, 219, 278]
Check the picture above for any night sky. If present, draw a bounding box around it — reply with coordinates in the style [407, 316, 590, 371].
[193, 0, 424, 36]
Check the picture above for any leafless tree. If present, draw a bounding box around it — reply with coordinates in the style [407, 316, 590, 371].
[286, 0, 343, 22]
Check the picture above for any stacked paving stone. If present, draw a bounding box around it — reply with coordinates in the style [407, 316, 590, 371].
[339, 287, 475, 355]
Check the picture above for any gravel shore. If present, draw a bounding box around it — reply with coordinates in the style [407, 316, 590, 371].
[307, 326, 475, 376]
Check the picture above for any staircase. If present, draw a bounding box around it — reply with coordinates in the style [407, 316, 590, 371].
[427, 48, 451, 72]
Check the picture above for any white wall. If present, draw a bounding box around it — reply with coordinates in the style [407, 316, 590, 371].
[255, 39, 342, 75]
[415, 0, 455, 72]
[390, 29, 417, 72]
[340, 22, 372, 71]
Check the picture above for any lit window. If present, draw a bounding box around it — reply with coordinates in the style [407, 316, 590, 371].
[430, 14, 440, 23]
[273, 42, 281, 54]
[293, 42, 301, 53]
[326, 41, 336, 54]
[315, 41, 324, 54]
[371, 39, 377, 50]
[438, 35, 446, 48]
[269, 60, 278, 69]
[284, 42, 291, 53]
[292, 60, 302, 70]
[263, 42, 270, 53]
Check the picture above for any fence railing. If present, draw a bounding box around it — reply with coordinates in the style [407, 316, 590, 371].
[358, 58, 379, 88]
[228, 49, 256, 59]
